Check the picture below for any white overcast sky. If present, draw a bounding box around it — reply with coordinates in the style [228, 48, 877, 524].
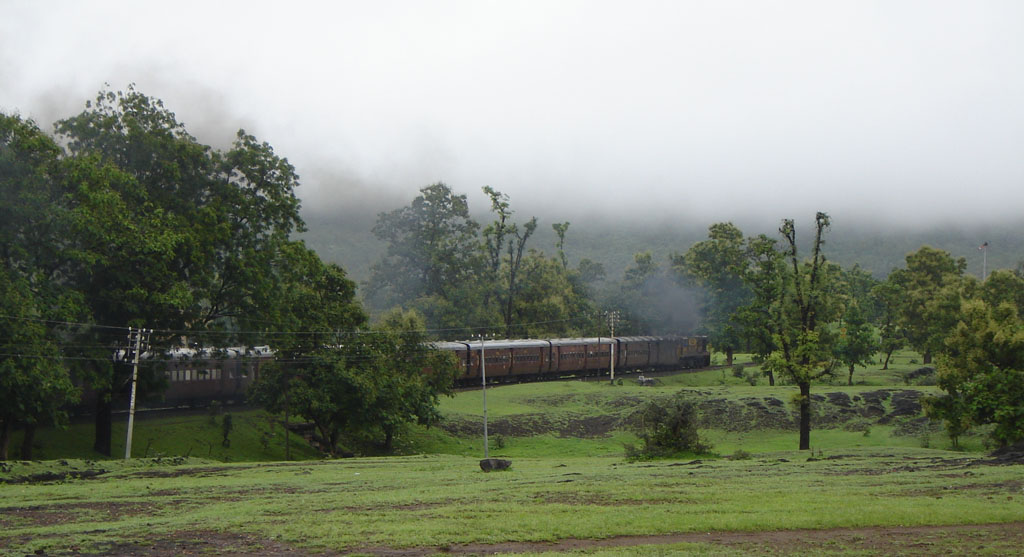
[2, 0, 1023, 224]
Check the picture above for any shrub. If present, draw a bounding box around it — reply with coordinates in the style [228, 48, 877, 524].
[730, 449, 752, 460]
[628, 393, 711, 459]
[731, 365, 746, 378]
[492, 434, 506, 450]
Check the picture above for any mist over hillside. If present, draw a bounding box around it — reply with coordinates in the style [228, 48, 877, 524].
[300, 201, 1021, 289]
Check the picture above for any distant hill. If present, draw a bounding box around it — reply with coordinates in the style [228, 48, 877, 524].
[299, 207, 1022, 288]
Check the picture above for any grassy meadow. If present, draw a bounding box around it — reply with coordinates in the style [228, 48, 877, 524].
[3, 350, 1023, 555]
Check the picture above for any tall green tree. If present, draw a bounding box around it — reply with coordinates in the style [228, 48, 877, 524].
[368, 183, 480, 310]
[250, 279, 458, 455]
[872, 278, 905, 370]
[890, 246, 966, 364]
[503, 252, 596, 338]
[0, 269, 77, 460]
[758, 213, 841, 450]
[369, 309, 459, 451]
[552, 222, 570, 270]
[672, 222, 752, 365]
[53, 87, 306, 454]
[834, 301, 877, 385]
[1, 113, 132, 457]
[249, 241, 367, 455]
[481, 186, 538, 337]
[735, 234, 782, 382]
[928, 292, 1024, 448]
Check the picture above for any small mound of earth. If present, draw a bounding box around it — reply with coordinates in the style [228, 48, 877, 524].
[441, 389, 936, 438]
[905, 366, 936, 382]
[989, 439, 1024, 464]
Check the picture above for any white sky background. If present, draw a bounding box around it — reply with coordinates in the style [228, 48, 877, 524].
[2, 0, 1023, 225]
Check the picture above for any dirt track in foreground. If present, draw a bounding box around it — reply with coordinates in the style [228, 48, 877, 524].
[93, 522, 1024, 556]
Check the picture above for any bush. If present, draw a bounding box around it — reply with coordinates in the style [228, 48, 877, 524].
[730, 449, 752, 460]
[492, 434, 506, 450]
[731, 365, 746, 378]
[628, 393, 711, 459]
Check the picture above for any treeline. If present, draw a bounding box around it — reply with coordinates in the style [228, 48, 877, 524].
[362, 184, 702, 337]
[0, 88, 454, 460]
[675, 218, 1024, 450]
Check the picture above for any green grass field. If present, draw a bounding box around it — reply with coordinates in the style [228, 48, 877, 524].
[3, 350, 1022, 555]
[2, 449, 1022, 555]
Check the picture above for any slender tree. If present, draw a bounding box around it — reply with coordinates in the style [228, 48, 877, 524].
[834, 301, 877, 385]
[759, 213, 841, 450]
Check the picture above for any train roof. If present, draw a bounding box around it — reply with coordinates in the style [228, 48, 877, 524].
[433, 336, 700, 350]
[548, 337, 614, 346]
[442, 339, 552, 350]
[431, 341, 471, 350]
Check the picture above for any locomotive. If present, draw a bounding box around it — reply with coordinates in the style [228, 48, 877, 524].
[150, 335, 710, 407]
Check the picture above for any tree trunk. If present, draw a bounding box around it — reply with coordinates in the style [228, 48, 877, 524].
[316, 423, 332, 455]
[799, 382, 811, 450]
[20, 423, 36, 460]
[923, 352, 932, 365]
[384, 427, 394, 453]
[725, 348, 734, 367]
[848, 364, 855, 386]
[882, 350, 893, 370]
[766, 370, 775, 386]
[94, 394, 113, 456]
[0, 418, 10, 461]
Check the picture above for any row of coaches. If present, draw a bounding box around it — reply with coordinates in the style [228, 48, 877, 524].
[435, 336, 709, 385]
[83, 337, 708, 411]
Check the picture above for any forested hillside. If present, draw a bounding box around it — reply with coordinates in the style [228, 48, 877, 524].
[301, 204, 1022, 286]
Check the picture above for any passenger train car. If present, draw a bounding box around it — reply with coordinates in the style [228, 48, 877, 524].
[435, 335, 709, 386]
[117, 335, 709, 409]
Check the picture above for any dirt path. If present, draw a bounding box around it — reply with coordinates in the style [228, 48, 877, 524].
[91, 522, 1024, 556]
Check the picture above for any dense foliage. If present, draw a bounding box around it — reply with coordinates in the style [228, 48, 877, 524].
[366, 183, 601, 338]
[0, 90, 455, 459]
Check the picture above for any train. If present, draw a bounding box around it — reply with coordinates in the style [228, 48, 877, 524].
[436, 335, 710, 386]
[135, 335, 709, 408]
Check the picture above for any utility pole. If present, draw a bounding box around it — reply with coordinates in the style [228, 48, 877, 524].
[284, 366, 291, 461]
[473, 335, 489, 456]
[124, 327, 152, 459]
[979, 241, 989, 281]
[606, 311, 619, 383]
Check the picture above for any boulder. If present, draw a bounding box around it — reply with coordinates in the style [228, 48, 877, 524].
[479, 458, 512, 472]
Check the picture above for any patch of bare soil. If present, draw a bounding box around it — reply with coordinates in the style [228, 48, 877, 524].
[348, 523, 1024, 556]
[441, 414, 622, 438]
[14, 523, 1024, 555]
[0, 468, 108, 484]
[87, 531, 319, 556]
[126, 465, 236, 479]
[1, 500, 189, 529]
